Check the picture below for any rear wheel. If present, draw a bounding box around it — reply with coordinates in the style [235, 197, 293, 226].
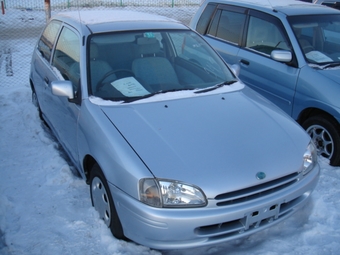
[302, 115, 340, 166]
[90, 163, 125, 239]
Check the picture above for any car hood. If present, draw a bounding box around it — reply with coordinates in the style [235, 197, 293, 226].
[100, 88, 309, 198]
[318, 67, 340, 83]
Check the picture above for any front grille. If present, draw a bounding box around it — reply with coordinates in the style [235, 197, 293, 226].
[195, 194, 308, 239]
[193, 170, 315, 242]
[215, 172, 301, 206]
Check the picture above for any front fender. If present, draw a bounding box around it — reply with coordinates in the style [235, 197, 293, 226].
[77, 99, 153, 199]
[293, 66, 340, 123]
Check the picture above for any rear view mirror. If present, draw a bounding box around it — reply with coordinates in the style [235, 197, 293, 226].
[231, 64, 240, 76]
[51, 80, 74, 99]
[271, 50, 292, 63]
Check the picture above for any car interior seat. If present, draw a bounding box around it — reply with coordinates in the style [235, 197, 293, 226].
[132, 37, 179, 92]
[293, 27, 315, 53]
[89, 43, 114, 93]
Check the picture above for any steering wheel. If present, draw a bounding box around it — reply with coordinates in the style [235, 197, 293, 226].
[303, 45, 314, 54]
[96, 69, 134, 91]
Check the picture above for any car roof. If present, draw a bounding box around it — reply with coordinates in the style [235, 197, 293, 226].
[207, 0, 340, 16]
[52, 10, 186, 33]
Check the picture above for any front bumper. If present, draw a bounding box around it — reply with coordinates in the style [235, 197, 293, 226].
[109, 163, 320, 250]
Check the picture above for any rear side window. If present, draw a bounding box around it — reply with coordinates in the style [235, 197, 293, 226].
[196, 3, 217, 34]
[204, 5, 246, 45]
[208, 9, 246, 45]
[37, 20, 61, 62]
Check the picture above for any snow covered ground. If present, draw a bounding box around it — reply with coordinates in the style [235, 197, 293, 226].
[1, 7, 340, 255]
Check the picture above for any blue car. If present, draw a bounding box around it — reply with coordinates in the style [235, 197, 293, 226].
[190, 0, 340, 166]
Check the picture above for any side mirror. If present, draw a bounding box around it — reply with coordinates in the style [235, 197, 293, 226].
[51, 80, 74, 99]
[271, 50, 292, 63]
[230, 64, 240, 76]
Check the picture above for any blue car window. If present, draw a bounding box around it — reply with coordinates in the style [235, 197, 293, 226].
[208, 9, 246, 45]
[196, 3, 218, 34]
[289, 14, 340, 64]
[246, 16, 289, 55]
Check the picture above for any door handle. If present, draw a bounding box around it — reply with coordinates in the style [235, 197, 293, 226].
[44, 77, 49, 86]
[240, 59, 250, 66]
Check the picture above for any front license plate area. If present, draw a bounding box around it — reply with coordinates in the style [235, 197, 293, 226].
[240, 204, 281, 230]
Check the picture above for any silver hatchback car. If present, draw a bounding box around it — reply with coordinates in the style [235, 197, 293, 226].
[29, 10, 319, 250]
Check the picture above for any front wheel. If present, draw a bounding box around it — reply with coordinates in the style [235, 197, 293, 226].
[302, 115, 340, 166]
[90, 163, 125, 239]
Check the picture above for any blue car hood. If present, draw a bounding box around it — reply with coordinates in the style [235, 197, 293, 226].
[101, 88, 310, 198]
[318, 68, 340, 83]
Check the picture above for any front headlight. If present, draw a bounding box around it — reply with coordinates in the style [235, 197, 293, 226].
[139, 178, 207, 208]
[303, 141, 317, 175]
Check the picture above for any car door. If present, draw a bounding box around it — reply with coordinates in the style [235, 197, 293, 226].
[44, 25, 81, 165]
[32, 20, 62, 114]
[237, 10, 299, 115]
[199, 5, 300, 116]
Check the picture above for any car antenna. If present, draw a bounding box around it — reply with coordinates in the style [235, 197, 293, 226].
[266, 0, 278, 12]
[76, 0, 85, 46]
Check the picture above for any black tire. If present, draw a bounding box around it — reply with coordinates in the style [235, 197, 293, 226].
[90, 163, 125, 239]
[302, 115, 340, 166]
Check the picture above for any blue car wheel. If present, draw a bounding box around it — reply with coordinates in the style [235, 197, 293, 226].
[303, 115, 340, 166]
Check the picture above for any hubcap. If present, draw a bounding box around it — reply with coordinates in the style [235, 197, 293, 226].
[307, 124, 333, 159]
[91, 177, 111, 227]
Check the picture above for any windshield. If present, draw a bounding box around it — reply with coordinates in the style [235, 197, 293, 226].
[87, 29, 235, 101]
[289, 14, 340, 67]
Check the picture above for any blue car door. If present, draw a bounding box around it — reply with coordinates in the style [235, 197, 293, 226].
[236, 11, 299, 116]
[201, 6, 300, 116]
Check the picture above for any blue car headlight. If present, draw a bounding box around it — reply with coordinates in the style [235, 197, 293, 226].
[303, 141, 317, 175]
[139, 179, 207, 208]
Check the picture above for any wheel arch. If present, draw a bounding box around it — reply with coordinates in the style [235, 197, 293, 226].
[29, 78, 39, 97]
[29, 78, 35, 91]
[297, 107, 340, 128]
[83, 154, 98, 184]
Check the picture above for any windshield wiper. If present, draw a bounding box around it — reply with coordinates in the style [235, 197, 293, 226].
[121, 88, 195, 103]
[322, 62, 340, 70]
[194, 80, 237, 94]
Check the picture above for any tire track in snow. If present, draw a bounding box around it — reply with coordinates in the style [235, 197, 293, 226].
[0, 48, 13, 77]
[5, 48, 13, 76]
